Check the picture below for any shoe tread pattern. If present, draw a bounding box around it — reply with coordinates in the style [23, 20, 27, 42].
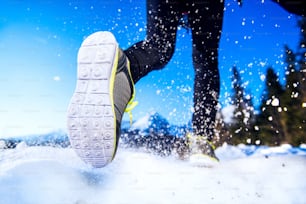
[67, 32, 117, 168]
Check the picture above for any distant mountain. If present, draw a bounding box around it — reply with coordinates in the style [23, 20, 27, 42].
[125, 111, 191, 137]
[121, 112, 191, 157]
[1, 112, 191, 157]
[0, 130, 69, 149]
[130, 112, 170, 135]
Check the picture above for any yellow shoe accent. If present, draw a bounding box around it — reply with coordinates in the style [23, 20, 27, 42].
[124, 60, 138, 125]
[125, 100, 138, 126]
[109, 42, 120, 161]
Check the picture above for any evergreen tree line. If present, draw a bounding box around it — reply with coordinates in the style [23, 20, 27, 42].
[215, 18, 306, 147]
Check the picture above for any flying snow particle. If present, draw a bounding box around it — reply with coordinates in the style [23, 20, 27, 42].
[302, 103, 306, 108]
[259, 62, 266, 67]
[266, 99, 272, 105]
[179, 85, 192, 93]
[293, 83, 298, 88]
[235, 128, 242, 134]
[291, 92, 299, 98]
[53, 76, 61, 81]
[169, 108, 177, 117]
[255, 140, 261, 145]
[260, 74, 266, 81]
[271, 98, 279, 107]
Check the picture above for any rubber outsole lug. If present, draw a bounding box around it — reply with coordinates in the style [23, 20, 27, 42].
[67, 31, 118, 168]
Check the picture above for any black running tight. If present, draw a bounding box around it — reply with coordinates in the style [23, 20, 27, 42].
[124, 0, 224, 139]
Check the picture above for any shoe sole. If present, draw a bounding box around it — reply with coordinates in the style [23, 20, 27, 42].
[67, 31, 118, 168]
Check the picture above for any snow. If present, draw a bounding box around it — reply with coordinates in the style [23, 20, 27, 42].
[1, 143, 305, 204]
[221, 105, 235, 123]
[131, 113, 151, 130]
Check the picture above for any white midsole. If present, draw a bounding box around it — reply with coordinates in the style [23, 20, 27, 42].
[67, 31, 118, 168]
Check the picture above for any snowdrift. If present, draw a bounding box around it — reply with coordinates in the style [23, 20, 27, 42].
[0, 143, 306, 204]
[1, 113, 305, 204]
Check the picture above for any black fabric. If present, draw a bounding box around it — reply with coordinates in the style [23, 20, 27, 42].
[124, 0, 224, 139]
[272, 0, 305, 16]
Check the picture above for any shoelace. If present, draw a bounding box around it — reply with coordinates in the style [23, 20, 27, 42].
[125, 100, 138, 126]
[124, 76, 138, 125]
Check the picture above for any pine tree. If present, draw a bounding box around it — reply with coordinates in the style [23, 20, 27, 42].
[298, 18, 306, 142]
[297, 18, 306, 115]
[281, 18, 306, 146]
[256, 18, 306, 146]
[256, 67, 285, 145]
[228, 66, 256, 145]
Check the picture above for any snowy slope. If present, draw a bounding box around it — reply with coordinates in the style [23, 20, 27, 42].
[0, 143, 305, 204]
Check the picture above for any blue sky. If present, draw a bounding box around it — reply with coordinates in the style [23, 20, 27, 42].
[0, 0, 301, 137]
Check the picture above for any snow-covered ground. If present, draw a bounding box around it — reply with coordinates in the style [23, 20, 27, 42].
[0, 143, 305, 204]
